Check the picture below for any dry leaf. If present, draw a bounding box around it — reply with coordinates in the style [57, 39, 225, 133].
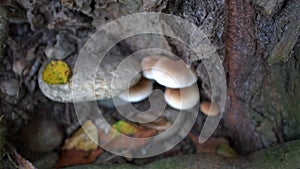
[99, 129, 157, 151]
[133, 129, 157, 138]
[42, 60, 72, 84]
[63, 120, 98, 151]
[112, 120, 140, 135]
[14, 150, 37, 169]
[140, 117, 172, 131]
[216, 143, 239, 157]
[55, 149, 104, 168]
[188, 133, 229, 154]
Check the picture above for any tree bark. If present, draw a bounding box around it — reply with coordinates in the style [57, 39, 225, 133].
[222, 0, 300, 154]
[223, 0, 261, 153]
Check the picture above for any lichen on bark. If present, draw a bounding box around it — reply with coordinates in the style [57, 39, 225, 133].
[267, 0, 300, 65]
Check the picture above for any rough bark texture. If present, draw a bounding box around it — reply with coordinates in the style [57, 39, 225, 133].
[222, 0, 300, 154]
[223, 0, 262, 153]
[164, 0, 300, 155]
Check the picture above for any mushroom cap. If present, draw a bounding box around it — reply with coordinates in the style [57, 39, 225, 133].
[164, 84, 199, 110]
[119, 78, 153, 102]
[200, 101, 219, 116]
[141, 55, 166, 79]
[151, 57, 197, 88]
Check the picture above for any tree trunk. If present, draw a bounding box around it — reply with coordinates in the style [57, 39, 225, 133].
[222, 0, 300, 154]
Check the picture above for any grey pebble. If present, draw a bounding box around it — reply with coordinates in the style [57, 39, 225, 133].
[0, 79, 19, 96]
[20, 118, 64, 153]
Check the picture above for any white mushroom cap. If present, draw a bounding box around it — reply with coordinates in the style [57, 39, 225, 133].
[151, 57, 197, 88]
[164, 84, 199, 110]
[200, 101, 219, 116]
[119, 78, 153, 102]
[141, 55, 166, 79]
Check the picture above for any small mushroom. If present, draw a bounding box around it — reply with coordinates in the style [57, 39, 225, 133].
[151, 57, 197, 88]
[141, 55, 166, 79]
[200, 101, 219, 116]
[164, 84, 199, 110]
[119, 78, 153, 102]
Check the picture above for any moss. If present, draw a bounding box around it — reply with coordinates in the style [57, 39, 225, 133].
[267, 0, 300, 65]
[253, 140, 300, 169]
[267, 24, 299, 65]
[143, 157, 181, 169]
[256, 40, 300, 143]
[62, 164, 137, 169]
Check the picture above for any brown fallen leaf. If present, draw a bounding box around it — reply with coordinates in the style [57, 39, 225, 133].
[133, 129, 157, 138]
[144, 123, 171, 131]
[63, 120, 98, 151]
[14, 150, 37, 169]
[188, 133, 229, 154]
[99, 129, 157, 151]
[140, 117, 172, 131]
[55, 149, 104, 168]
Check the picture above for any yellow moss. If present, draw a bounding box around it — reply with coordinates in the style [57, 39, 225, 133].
[112, 120, 140, 135]
[42, 60, 72, 84]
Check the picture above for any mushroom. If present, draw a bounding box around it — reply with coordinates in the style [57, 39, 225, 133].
[119, 78, 153, 102]
[200, 101, 219, 116]
[164, 84, 199, 110]
[151, 57, 197, 88]
[141, 55, 166, 79]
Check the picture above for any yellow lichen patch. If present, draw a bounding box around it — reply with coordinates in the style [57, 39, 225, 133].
[42, 60, 72, 84]
[63, 120, 98, 151]
[112, 120, 140, 135]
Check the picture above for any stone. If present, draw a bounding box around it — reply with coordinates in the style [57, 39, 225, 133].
[13, 59, 28, 76]
[0, 79, 19, 96]
[44, 33, 76, 60]
[20, 118, 64, 153]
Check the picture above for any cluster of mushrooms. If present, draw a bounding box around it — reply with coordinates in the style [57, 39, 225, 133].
[118, 56, 219, 116]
